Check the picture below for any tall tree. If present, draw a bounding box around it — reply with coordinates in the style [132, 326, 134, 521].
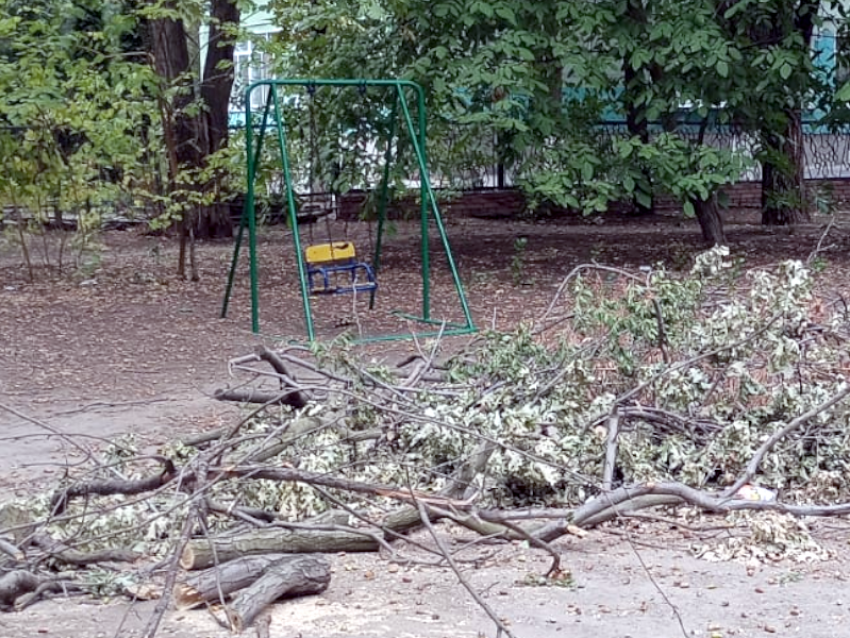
[270, 0, 842, 242]
[716, 0, 827, 225]
[145, 0, 240, 264]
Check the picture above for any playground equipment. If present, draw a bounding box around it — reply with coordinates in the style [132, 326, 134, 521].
[220, 78, 475, 342]
[304, 240, 377, 297]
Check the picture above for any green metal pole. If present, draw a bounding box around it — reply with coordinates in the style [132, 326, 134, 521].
[395, 86, 431, 321]
[373, 94, 397, 274]
[247, 94, 261, 332]
[416, 85, 430, 321]
[396, 84, 475, 332]
[222, 93, 273, 323]
[271, 85, 315, 342]
[220, 195, 246, 318]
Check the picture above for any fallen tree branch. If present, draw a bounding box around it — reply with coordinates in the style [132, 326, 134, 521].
[575, 482, 850, 529]
[725, 382, 850, 497]
[213, 388, 305, 407]
[32, 534, 139, 566]
[0, 570, 76, 610]
[415, 501, 519, 638]
[141, 465, 206, 638]
[15, 579, 82, 610]
[255, 346, 310, 408]
[225, 554, 330, 632]
[204, 500, 277, 525]
[50, 458, 176, 514]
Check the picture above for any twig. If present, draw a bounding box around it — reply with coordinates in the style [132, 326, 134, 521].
[619, 521, 689, 638]
[540, 263, 646, 324]
[415, 501, 519, 638]
[498, 518, 562, 577]
[806, 214, 836, 265]
[141, 489, 202, 638]
[725, 382, 850, 497]
[0, 402, 99, 467]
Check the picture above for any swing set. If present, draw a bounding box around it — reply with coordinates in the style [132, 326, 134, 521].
[221, 78, 476, 343]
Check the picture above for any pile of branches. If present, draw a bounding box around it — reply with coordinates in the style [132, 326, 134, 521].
[4, 247, 850, 636]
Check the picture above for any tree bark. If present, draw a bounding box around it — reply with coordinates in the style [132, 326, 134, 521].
[194, 0, 240, 240]
[174, 554, 289, 608]
[759, 0, 817, 226]
[761, 109, 810, 225]
[693, 194, 727, 245]
[180, 528, 379, 570]
[225, 555, 331, 632]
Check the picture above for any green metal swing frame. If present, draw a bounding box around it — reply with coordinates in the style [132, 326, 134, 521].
[221, 78, 476, 343]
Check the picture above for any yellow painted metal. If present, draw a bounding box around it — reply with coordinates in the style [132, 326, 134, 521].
[305, 241, 356, 264]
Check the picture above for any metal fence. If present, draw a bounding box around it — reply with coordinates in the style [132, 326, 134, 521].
[420, 120, 850, 190]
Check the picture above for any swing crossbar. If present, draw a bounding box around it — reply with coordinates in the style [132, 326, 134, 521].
[305, 241, 378, 296]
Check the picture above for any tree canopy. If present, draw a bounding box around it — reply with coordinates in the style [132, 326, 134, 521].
[269, 0, 849, 239]
[1, 0, 847, 272]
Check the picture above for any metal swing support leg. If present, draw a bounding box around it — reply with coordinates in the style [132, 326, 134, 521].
[221, 89, 274, 330]
[393, 83, 475, 333]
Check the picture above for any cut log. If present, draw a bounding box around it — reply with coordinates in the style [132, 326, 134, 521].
[213, 388, 305, 407]
[225, 555, 330, 632]
[181, 528, 377, 570]
[174, 554, 288, 609]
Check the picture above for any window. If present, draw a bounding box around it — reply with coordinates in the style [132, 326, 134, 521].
[231, 34, 274, 111]
[837, 31, 850, 88]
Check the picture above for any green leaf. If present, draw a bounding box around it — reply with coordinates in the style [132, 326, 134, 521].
[837, 81, 850, 102]
[494, 5, 516, 25]
[683, 200, 695, 218]
[635, 190, 652, 209]
[779, 62, 793, 80]
[716, 60, 728, 79]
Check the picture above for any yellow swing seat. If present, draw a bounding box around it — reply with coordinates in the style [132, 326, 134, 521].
[304, 241, 378, 296]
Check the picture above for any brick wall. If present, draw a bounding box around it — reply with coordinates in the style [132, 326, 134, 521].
[337, 178, 850, 220]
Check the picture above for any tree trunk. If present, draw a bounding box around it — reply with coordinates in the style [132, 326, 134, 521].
[149, 14, 197, 171]
[147, 0, 238, 254]
[622, 0, 654, 216]
[193, 0, 240, 240]
[149, 8, 203, 280]
[692, 194, 727, 246]
[760, 0, 816, 226]
[760, 109, 810, 225]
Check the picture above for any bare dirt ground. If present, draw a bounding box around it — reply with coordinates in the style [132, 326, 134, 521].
[2, 209, 850, 638]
